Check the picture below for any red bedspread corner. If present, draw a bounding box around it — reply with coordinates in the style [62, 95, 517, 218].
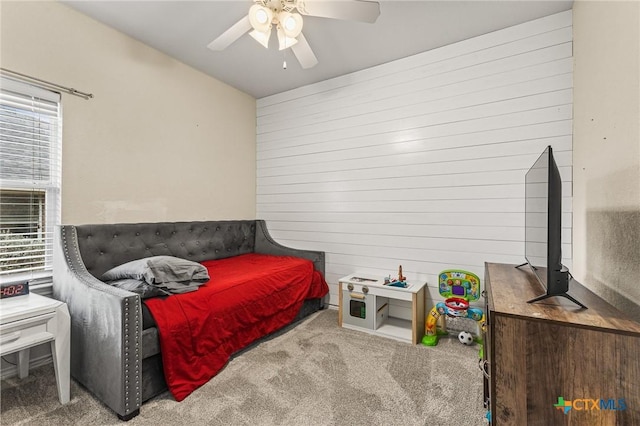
[144, 253, 328, 401]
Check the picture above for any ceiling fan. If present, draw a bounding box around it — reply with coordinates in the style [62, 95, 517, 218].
[207, 0, 381, 69]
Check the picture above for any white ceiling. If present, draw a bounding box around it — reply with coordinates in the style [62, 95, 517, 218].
[62, 1, 573, 99]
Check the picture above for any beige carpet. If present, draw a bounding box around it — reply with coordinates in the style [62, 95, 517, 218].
[0, 309, 486, 425]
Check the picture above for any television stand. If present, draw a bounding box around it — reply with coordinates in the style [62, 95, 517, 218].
[527, 291, 588, 309]
[515, 263, 586, 308]
[483, 262, 640, 425]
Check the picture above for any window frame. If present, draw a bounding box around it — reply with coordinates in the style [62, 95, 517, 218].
[0, 77, 62, 290]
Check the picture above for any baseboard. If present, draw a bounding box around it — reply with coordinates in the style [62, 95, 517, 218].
[1, 353, 52, 381]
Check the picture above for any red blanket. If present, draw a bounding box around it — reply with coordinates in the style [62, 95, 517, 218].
[144, 253, 328, 401]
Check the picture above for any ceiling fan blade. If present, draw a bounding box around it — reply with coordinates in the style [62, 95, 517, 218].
[207, 16, 252, 51]
[290, 33, 318, 69]
[296, 0, 380, 23]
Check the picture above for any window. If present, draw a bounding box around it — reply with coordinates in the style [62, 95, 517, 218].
[0, 77, 61, 287]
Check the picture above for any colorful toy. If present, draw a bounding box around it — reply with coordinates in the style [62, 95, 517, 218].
[421, 269, 485, 346]
[383, 265, 408, 288]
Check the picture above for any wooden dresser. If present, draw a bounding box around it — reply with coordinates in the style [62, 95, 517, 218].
[483, 262, 640, 425]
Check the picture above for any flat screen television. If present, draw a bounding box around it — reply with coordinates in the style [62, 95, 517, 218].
[521, 145, 586, 308]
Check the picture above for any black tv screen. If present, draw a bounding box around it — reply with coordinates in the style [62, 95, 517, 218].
[523, 146, 586, 308]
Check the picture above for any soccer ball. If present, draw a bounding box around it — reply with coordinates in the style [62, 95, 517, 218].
[458, 331, 474, 345]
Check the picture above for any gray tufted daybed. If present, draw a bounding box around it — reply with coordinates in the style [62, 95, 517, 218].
[53, 220, 326, 420]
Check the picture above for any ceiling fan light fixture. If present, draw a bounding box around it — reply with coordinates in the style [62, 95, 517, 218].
[208, 0, 381, 70]
[278, 11, 303, 38]
[249, 29, 271, 49]
[249, 4, 273, 32]
[277, 26, 298, 50]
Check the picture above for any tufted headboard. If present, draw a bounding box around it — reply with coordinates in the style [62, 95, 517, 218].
[73, 220, 258, 279]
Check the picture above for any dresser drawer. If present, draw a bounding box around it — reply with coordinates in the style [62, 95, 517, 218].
[0, 312, 56, 355]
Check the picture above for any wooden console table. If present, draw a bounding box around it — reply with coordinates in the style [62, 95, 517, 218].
[483, 262, 640, 425]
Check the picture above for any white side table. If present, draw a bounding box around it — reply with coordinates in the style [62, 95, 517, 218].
[0, 292, 70, 404]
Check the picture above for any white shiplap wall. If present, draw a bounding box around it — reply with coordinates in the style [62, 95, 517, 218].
[257, 11, 573, 306]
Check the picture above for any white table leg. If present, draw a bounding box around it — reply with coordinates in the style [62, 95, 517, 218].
[49, 304, 71, 404]
[17, 348, 30, 379]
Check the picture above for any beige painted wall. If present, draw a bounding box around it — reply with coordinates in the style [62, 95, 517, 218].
[573, 1, 640, 320]
[0, 1, 256, 224]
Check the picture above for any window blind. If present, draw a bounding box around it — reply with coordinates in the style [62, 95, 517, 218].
[0, 77, 61, 286]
